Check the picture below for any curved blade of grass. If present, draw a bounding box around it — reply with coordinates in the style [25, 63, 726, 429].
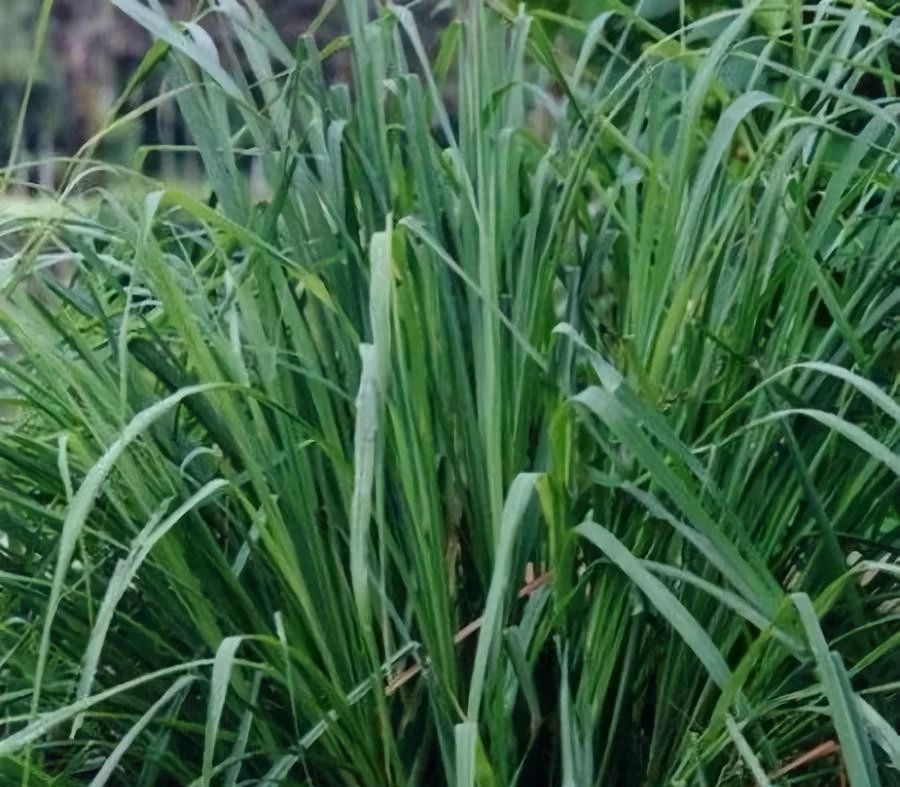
[223, 671, 263, 787]
[859, 699, 900, 772]
[789, 363, 899, 422]
[735, 410, 899, 476]
[0, 660, 217, 758]
[705, 361, 900, 440]
[793, 593, 882, 787]
[88, 675, 196, 787]
[573, 386, 778, 613]
[620, 482, 768, 611]
[642, 561, 802, 654]
[556, 324, 715, 485]
[725, 714, 772, 787]
[467, 473, 540, 720]
[74, 479, 229, 730]
[202, 636, 244, 787]
[31, 383, 232, 733]
[576, 521, 732, 689]
[109, 0, 242, 99]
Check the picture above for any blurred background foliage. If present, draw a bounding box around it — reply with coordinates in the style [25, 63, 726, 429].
[0, 0, 341, 182]
[1, 0, 897, 184]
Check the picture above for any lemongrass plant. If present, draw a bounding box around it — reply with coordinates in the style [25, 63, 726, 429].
[0, 0, 897, 785]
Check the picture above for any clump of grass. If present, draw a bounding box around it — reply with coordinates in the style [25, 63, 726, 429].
[0, 1, 897, 785]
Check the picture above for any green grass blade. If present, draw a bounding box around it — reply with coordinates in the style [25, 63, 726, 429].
[202, 636, 244, 787]
[88, 675, 196, 787]
[576, 521, 732, 689]
[466, 473, 540, 721]
[725, 714, 772, 787]
[793, 593, 882, 787]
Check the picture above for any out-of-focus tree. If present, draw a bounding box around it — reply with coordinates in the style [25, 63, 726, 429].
[1, 0, 60, 179]
[1, 0, 328, 174]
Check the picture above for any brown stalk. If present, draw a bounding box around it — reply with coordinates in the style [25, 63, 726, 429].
[385, 570, 554, 696]
[768, 739, 842, 781]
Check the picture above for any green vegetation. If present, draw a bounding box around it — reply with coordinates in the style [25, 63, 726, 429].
[1, 0, 898, 784]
